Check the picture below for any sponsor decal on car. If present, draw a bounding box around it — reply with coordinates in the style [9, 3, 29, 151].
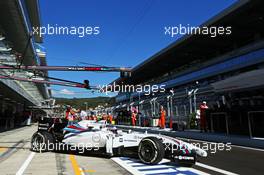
[175, 155, 195, 160]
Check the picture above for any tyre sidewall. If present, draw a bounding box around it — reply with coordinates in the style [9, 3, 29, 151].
[31, 131, 54, 152]
[138, 137, 164, 164]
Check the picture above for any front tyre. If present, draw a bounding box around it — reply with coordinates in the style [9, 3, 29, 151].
[31, 131, 54, 152]
[138, 137, 165, 164]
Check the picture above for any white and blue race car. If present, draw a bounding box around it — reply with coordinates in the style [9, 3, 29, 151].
[31, 118, 207, 166]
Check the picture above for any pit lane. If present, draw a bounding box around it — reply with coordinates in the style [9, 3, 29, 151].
[0, 125, 263, 175]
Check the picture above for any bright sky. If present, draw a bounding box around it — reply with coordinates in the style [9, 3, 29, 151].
[39, 0, 236, 98]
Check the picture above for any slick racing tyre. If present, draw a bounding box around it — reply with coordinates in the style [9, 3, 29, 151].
[138, 137, 165, 164]
[31, 131, 54, 152]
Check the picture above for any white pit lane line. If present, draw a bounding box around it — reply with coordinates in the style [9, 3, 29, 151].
[16, 152, 36, 175]
[112, 157, 210, 175]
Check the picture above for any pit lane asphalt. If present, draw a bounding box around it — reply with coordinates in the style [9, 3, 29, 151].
[115, 125, 264, 175]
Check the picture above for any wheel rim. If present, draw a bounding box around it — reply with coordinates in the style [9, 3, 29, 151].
[139, 140, 157, 163]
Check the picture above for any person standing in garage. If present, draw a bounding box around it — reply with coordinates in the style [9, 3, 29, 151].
[131, 109, 137, 127]
[79, 109, 87, 120]
[65, 106, 71, 120]
[159, 106, 166, 129]
[65, 106, 75, 125]
[199, 101, 209, 132]
[108, 113, 113, 124]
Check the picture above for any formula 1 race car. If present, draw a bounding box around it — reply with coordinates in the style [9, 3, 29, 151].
[31, 118, 207, 166]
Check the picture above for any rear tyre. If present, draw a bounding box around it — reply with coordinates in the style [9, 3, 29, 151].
[31, 131, 54, 152]
[138, 137, 164, 164]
